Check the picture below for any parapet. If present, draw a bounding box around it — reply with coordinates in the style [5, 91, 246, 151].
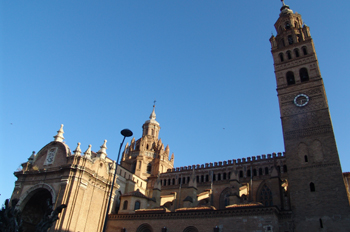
[165, 152, 285, 173]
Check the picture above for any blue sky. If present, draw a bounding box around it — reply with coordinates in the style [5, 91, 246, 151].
[1, 1, 349, 203]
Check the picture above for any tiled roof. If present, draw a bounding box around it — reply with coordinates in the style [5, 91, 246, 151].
[175, 206, 216, 212]
[135, 207, 171, 214]
[225, 202, 263, 208]
[122, 190, 149, 199]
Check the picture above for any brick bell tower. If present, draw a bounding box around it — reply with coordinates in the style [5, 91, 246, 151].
[269, 1, 350, 231]
[120, 104, 174, 193]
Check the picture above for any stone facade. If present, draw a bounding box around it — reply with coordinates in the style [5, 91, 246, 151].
[9, 2, 350, 232]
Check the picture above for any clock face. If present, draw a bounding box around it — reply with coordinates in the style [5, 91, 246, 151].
[294, 94, 309, 107]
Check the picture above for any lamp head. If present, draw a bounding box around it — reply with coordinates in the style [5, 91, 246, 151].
[121, 129, 133, 137]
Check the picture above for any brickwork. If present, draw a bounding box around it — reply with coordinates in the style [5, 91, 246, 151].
[9, 3, 350, 232]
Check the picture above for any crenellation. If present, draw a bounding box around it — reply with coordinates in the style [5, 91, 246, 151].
[11, 4, 350, 232]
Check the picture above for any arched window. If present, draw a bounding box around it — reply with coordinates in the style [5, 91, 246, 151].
[276, 166, 281, 173]
[172, 179, 175, 185]
[294, 48, 300, 57]
[310, 182, 316, 192]
[146, 144, 149, 150]
[239, 170, 243, 178]
[197, 176, 200, 182]
[136, 223, 153, 232]
[213, 174, 216, 181]
[218, 173, 221, 181]
[265, 167, 269, 175]
[164, 180, 166, 186]
[286, 51, 292, 60]
[219, 188, 232, 209]
[187, 176, 190, 183]
[302, 46, 308, 55]
[168, 179, 170, 185]
[286, 71, 295, 85]
[288, 35, 293, 45]
[253, 169, 257, 176]
[134, 201, 141, 210]
[206, 175, 209, 182]
[178, 178, 181, 185]
[305, 155, 308, 162]
[259, 168, 263, 176]
[183, 177, 186, 184]
[279, 53, 284, 62]
[247, 170, 251, 177]
[319, 219, 323, 228]
[259, 184, 273, 206]
[285, 21, 291, 29]
[123, 200, 128, 210]
[146, 163, 152, 174]
[223, 173, 227, 180]
[300, 68, 309, 82]
[283, 165, 287, 173]
[201, 175, 204, 182]
[131, 162, 136, 173]
[183, 226, 199, 232]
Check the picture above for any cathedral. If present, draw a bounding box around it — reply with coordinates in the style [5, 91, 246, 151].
[10, 2, 350, 232]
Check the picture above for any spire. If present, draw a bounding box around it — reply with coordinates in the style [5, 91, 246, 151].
[144, 101, 159, 126]
[54, 124, 64, 142]
[73, 142, 82, 156]
[150, 101, 156, 121]
[84, 144, 92, 159]
[97, 140, 108, 159]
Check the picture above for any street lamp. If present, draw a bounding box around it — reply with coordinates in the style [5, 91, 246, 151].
[102, 129, 133, 232]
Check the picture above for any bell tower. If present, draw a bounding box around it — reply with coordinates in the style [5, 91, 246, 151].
[270, 1, 350, 230]
[120, 104, 174, 183]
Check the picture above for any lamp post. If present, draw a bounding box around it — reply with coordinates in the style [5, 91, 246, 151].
[102, 129, 133, 232]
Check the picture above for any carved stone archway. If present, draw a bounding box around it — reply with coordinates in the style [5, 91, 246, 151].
[16, 183, 56, 211]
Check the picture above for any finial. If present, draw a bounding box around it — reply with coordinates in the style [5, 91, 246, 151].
[54, 124, 65, 142]
[97, 140, 108, 159]
[281, 0, 286, 6]
[149, 102, 156, 120]
[73, 142, 82, 156]
[84, 144, 92, 159]
[28, 151, 35, 163]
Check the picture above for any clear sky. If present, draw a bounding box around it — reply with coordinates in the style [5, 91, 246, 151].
[1, 1, 349, 204]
